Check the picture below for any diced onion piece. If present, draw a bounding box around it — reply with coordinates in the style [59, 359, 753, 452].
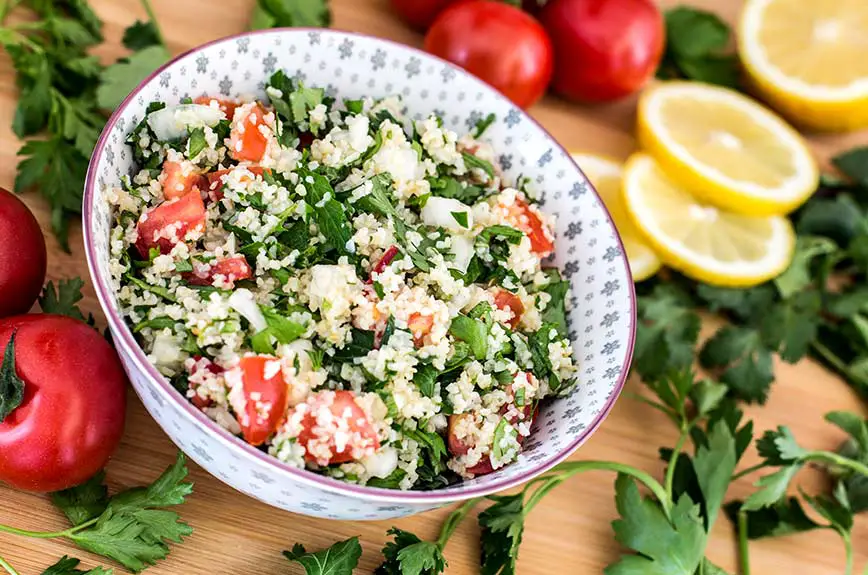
[229, 288, 267, 333]
[147, 104, 225, 141]
[449, 234, 474, 273]
[361, 446, 398, 479]
[421, 196, 474, 232]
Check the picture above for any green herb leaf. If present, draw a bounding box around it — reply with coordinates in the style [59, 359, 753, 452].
[413, 364, 438, 398]
[302, 169, 353, 255]
[39, 278, 90, 321]
[376, 527, 446, 575]
[283, 537, 362, 575]
[692, 421, 737, 528]
[122, 21, 162, 51]
[479, 493, 525, 575]
[832, 146, 868, 187]
[741, 465, 802, 513]
[726, 498, 820, 539]
[15, 136, 89, 251]
[251, 0, 332, 29]
[51, 472, 110, 526]
[633, 284, 701, 381]
[449, 314, 488, 360]
[451, 211, 469, 228]
[539, 272, 570, 338]
[260, 307, 306, 344]
[462, 152, 495, 179]
[186, 127, 207, 159]
[471, 113, 496, 139]
[606, 475, 705, 575]
[41, 555, 112, 575]
[658, 7, 739, 88]
[773, 236, 838, 299]
[65, 453, 193, 572]
[699, 325, 774, 403]
[0, 333, 25, 422]
[756, 426, 809, 465]
[97, 45, 170, 111]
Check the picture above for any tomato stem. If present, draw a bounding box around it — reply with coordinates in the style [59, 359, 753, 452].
[0, 554, 19, 575]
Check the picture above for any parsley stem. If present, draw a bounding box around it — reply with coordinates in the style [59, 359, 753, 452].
[803, 451, 868, 477]
[843, 533, 853, 575]
[0, 555, 19, 575]
[663, 422, 691, 503]
[436, 497, 482, 549]
[0, 0, 20, 23]
[0, 516, 98, 539]
[731, 462, 767, 482]
[139, 0, 165, 47]
[547, 460, 672, 518]
[624, 392, 678, 424]
[737, 509, 751, 575]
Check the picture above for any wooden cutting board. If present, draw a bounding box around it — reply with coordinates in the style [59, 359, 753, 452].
[0, 0, 865, 573]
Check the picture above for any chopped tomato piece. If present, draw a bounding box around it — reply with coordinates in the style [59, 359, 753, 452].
[504, 197, 554, 256]
[408, 312, 434, 347]
[161, 160, 205, 200]
[135, 190, 206, 257]
[297, 390, 379, 465]
[184, 256, 253, 287]
[447, 413, 473, 456]
[205, 166, 269, 201]
[229, 104, 270, 162]
[193, 96, 239, 120]
[368, 245, 400, 283]
[188, 357, 224, 409]
[493, 289, 525, 328]
[235, 356, 289, 446]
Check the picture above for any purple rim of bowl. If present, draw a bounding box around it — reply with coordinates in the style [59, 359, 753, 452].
[83, 27, 637, 504]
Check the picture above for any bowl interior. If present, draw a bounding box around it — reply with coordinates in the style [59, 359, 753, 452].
[85, 29, 635, 499]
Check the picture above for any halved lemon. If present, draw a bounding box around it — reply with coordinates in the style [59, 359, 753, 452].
[637, 81, 818, 217]
[739, 0, 868, 132]
[622, 153, 795, 287]
[571, 153, 661, 282]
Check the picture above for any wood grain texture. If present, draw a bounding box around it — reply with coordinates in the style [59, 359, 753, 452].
[0, 0, 866, 573]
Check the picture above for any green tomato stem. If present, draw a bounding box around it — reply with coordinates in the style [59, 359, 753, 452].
[436, 497, 482, 550]
[737, 509, 751, 575]
[0, 554, 19, 575]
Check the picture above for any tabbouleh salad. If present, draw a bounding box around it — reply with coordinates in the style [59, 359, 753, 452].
[106, 70, 578, 490]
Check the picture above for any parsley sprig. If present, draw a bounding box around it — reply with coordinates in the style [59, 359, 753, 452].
[0, 453, 193, 574]
[286, 365, 867, 574]
[0, 0, 167, 250]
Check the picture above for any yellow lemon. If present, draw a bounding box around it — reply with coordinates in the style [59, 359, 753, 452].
[739, 0, 868, 132]
[637, 81, 818, 217]
[622, 153, 795, 287]
[571, 153, 661, 282]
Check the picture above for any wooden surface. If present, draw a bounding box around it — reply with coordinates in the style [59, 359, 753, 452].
[0, 0, 866, 573]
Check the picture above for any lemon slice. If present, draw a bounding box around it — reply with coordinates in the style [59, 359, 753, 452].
[572, 153, 661, 282]
[739, 0, 868, 132]
[637, 81, 818, 217]
[622, 153, 795, 287]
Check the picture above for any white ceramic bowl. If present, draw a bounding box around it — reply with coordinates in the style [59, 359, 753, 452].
[84, 29, 636, 520]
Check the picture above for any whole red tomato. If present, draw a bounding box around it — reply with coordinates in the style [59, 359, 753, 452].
[390, 0, 457, 30]
[0, 315, 127, 492]
[0, 188, 46, 318]
[425, 1, 553, 109]
[538, 0, 664, 102]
